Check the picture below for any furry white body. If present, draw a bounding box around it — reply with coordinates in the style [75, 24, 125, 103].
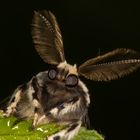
[5, 63, 90, 140]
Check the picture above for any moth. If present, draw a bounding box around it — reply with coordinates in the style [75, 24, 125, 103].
[4, 10, 140, 140]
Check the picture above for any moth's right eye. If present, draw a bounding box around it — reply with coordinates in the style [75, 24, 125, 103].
[48, 69, 57, 80]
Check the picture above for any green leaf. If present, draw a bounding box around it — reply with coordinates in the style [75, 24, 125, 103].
[0, 110, 104, 140]
[72, 127, 104, 140]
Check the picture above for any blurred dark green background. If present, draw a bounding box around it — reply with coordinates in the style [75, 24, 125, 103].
[0, 0, 140, 140]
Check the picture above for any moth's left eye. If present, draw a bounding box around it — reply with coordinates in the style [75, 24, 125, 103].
[48, 69, 57, 80]
[65, 74, 78, 87]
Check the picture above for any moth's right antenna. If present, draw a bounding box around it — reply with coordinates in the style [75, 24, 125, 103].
[31, 10, 65, 65]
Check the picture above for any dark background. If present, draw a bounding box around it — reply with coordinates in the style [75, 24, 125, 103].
[0, 0, 140, 140]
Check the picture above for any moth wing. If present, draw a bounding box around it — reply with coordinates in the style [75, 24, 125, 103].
[78, 48, 140, 81]
[32, 10, 65, 65]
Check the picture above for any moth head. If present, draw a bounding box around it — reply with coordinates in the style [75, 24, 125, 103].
[47, 61, 79, 88]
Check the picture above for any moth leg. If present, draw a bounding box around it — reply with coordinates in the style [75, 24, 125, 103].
[4, 85, 24, 117]
[36, 114, 51, 126]
[33, 111, 39, 127]
[29, 77, 43, 127]
[32, 100, 41, 127]
[48, 120, 82, 140]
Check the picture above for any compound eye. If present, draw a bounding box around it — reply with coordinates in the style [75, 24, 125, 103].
[65, 74, 78, 87]
[48, 69, 57, 80]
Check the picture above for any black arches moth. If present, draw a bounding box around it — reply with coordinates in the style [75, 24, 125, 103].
[4, 10, 140, 140]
